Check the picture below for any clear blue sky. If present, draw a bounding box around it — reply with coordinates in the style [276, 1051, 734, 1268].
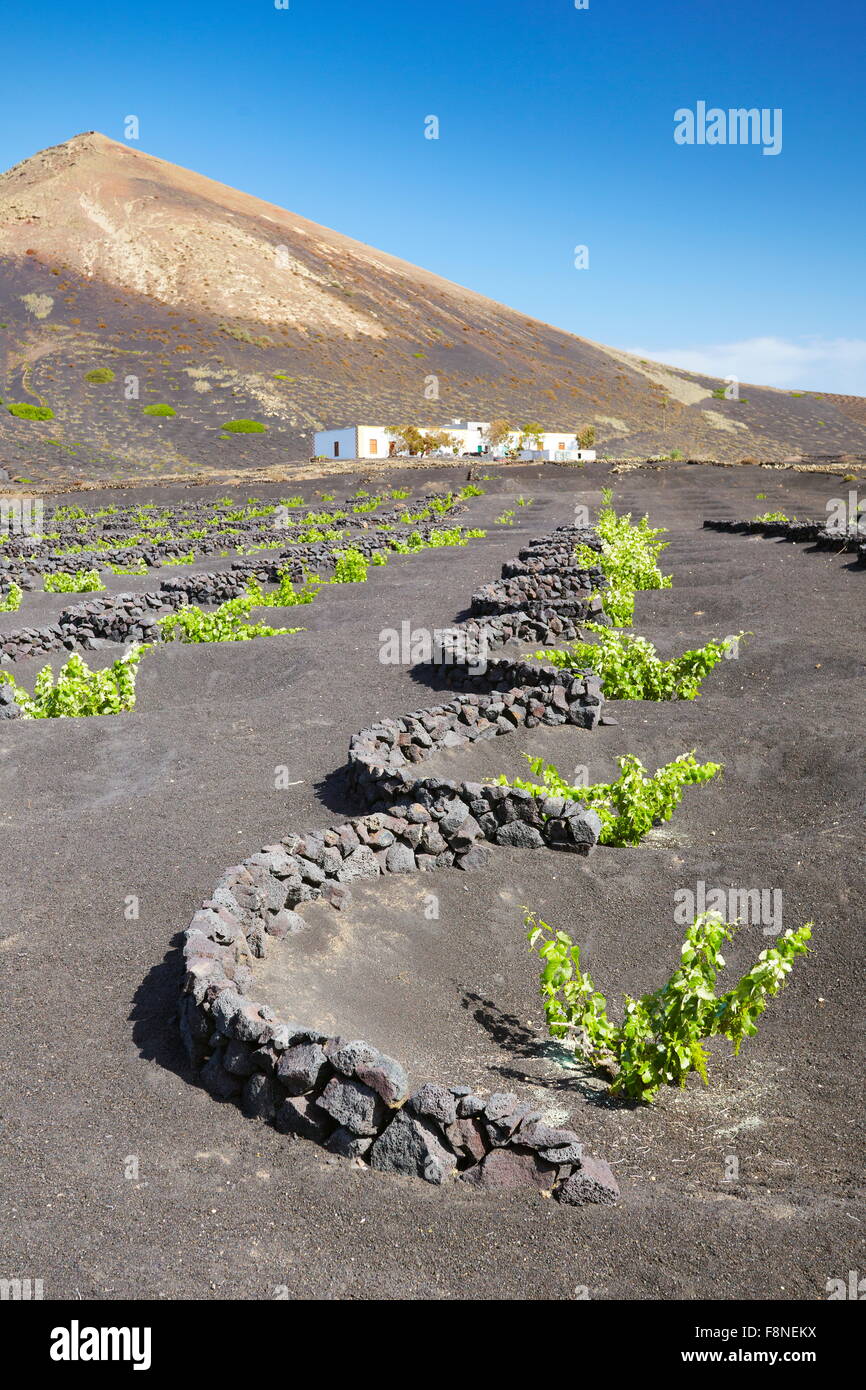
[2, 0, 864, 389]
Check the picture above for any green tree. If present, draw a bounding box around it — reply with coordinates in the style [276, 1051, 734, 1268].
[484, 419, 514, 453]
[420, 429, 460, 455]
[386, 425, 426, 455]
[386, 426, 459, 456]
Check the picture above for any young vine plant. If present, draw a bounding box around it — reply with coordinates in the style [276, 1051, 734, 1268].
[577, 489, 672, 626]
[245, 573, 321, 607]
[43, 568, 105, 593]
[331, 548, 369, 583]
[0, 582, 23, 612]
[497, 751, 722, 846]
[0, 644, 148, 718]
[525, 909, 811, 1102]
[158, 596, 301, 644]
[534, 625, 745, 701]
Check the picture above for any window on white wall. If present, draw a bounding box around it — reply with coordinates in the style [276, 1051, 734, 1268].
[369, 438, 378, 454]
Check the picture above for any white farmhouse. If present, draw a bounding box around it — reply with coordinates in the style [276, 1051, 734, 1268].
[512, 431, 596, 463]
[312, 420, 595, 462]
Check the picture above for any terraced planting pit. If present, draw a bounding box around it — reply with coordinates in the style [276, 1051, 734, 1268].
[246, 839, 858, 1210]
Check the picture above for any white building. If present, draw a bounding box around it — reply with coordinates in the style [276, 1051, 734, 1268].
[313, 425, 391, 461]
[513, 434, 596, 463]
[312, 420, 595, 462]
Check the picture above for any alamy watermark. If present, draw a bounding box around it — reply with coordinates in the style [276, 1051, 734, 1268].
[826, 489, 864, 532]
[1, 497, 44, 541]
[379, 622, 488, 676]
[674, 880, 783, 935]
[50, 1322, 152, 1370]
[826, 1270, 866, 1299]
[674, 103, 782, 156]
[1, 1277, 43, 1300]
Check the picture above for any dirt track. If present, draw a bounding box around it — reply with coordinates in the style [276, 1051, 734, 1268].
[0, 462, 863, 1301]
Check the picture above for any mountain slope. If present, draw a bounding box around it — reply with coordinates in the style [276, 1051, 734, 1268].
[1, 132, 864, 484]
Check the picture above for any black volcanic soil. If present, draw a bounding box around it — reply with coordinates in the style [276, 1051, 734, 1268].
[0, 463, 863, 1302]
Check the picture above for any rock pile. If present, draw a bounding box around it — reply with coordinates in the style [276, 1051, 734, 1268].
[180, 939, 618, 1200]
[0, 592, 169, 664]
[470, 569, 602, 619]
[501, 524, 602, 576]
[347, 661, 604, 857]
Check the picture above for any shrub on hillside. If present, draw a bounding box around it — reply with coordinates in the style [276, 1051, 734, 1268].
[7, 402, 54, 421]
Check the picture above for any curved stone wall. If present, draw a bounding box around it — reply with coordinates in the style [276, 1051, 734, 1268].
[703, 516, 866, 564]
[177, 522, 620, 1206]
[0, 492, 467, 581]
[0, 519, 473, 668]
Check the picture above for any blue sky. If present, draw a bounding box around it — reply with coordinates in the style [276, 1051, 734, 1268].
[1, 0, 864, 390]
